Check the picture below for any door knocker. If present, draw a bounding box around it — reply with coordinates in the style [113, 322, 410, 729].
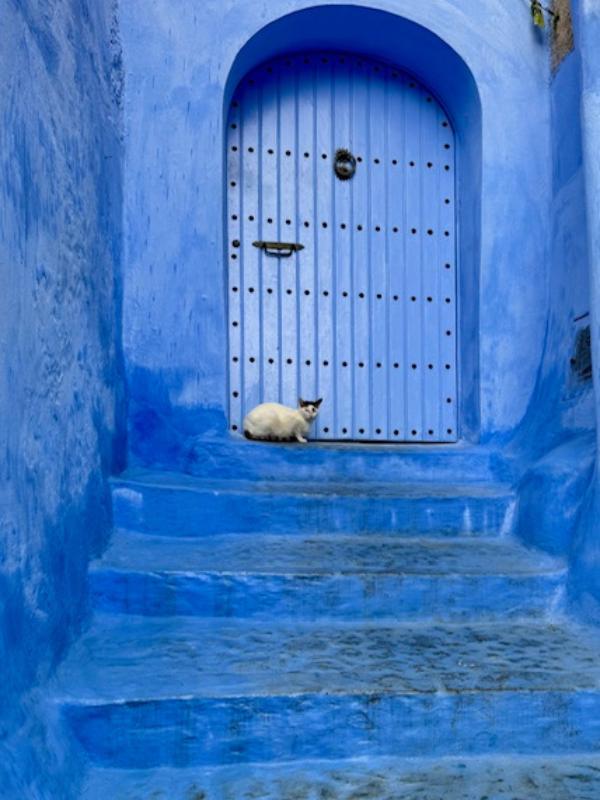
[334, 148, 357, 181]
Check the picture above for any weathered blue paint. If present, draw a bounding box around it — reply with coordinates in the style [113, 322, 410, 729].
[89, 530, 564, 621]
[80, 754, 600, 800]
[567, 0, 600, 623]
[111, 469, 517, 536]
[56, 613, 600, 767]
[4, 0, 600, 796]
[125, 0, 564, 464]
[228, 51, 457, 442]
[0, 0, 124, 795]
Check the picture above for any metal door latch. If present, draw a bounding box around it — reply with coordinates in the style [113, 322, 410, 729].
[252, 241, 305, 257]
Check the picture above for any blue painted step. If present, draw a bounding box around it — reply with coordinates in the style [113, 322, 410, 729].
[90, 531, 564, 621]
[56, 614, 600, 769]
[112, 470, 516, 536]
[182, 438, 515, 484]
[82, 753, 600, 799]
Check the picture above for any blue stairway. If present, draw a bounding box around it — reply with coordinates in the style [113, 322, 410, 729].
[53, 447, 600, 798]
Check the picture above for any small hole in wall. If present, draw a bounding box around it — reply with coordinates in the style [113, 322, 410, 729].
[232, 391, 239, 398]
[232, 356, 239, 363]
[342, 427, 348, 434]
[232, 424, 238, 431]
[268, 358, 274, 364]
[323, 427, 329, 432]
[376, 428, 382, 434]
[359, 428, 365, 434]
[249, 357, 255, 363]
[393, 429, 399, 436]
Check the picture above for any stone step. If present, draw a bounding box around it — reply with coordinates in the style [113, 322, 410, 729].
[180, 438, 514, 484]
[82, 753, 600, 799]
[112, 470, 516, 536]
[90, 530, 564, 621]
[57, 614, 600, 768]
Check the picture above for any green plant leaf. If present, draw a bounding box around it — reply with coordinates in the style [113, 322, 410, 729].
[531, 1, 545, 28]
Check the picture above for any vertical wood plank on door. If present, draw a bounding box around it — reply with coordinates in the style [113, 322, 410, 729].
[350, 57, 371, 439]
[227, 100, 243, 430]
[332, 54, 353, 440]
[314, 53, 335, 437]
[369, 62, 389, 439]
[297, 56, 317, 402]
[259, 65, 280, 404]
[279, 57, 299, 408]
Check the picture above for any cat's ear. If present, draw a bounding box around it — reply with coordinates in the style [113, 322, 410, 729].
[315, 398, 323, 407]
[298, 397, 306, 407]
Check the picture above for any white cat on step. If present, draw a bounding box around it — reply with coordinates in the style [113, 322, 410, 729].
[243, 398, 323, 443]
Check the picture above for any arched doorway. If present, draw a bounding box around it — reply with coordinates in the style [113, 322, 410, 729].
[227, 50, 457, 442]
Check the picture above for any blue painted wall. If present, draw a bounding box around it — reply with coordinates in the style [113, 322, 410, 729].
[568, 0, 600, 621]
[0, 0, 123, 793]
[514, 4, 595, 559]
[119, 0, 556, 467]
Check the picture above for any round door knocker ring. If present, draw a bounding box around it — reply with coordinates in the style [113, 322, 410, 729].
[334, 148, 357, 181]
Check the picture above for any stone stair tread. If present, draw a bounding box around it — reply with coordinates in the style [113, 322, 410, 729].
[113, 469, 514, 498]
[93, 530, 563, 577]
[81, 753, 600, 799]
[56, 613, 600, 704]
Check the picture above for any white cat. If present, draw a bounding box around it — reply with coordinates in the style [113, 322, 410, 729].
[243, 398, 323, 443]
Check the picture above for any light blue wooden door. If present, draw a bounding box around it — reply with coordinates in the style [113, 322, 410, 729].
[227, 52, 458, 442]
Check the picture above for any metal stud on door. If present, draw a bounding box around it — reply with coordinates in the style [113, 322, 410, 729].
[227, 52, 458, 442]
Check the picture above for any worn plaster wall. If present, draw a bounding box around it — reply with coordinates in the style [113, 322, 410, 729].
[119, 0, 553, 466]
[515, 1, 595, 557]
[568, 0, 600, 621]
[0, 0, 123, 793]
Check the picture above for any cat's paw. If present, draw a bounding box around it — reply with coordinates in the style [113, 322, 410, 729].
[295, 435, 308, 443]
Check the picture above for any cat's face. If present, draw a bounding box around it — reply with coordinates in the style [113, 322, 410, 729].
[298, 398, 323, 421]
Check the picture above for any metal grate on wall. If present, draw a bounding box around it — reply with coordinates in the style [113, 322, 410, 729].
[227, 51, 458, 442]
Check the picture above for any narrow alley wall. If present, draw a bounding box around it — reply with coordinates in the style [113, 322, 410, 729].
[0, 0, 124, 793]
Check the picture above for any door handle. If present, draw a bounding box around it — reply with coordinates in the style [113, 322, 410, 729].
[252, 240, 305, 257]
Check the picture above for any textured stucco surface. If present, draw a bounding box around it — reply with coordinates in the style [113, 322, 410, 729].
[118, 0, 557, 461]
[83, 754, 600, 800]
[0, 0, 123, 794]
